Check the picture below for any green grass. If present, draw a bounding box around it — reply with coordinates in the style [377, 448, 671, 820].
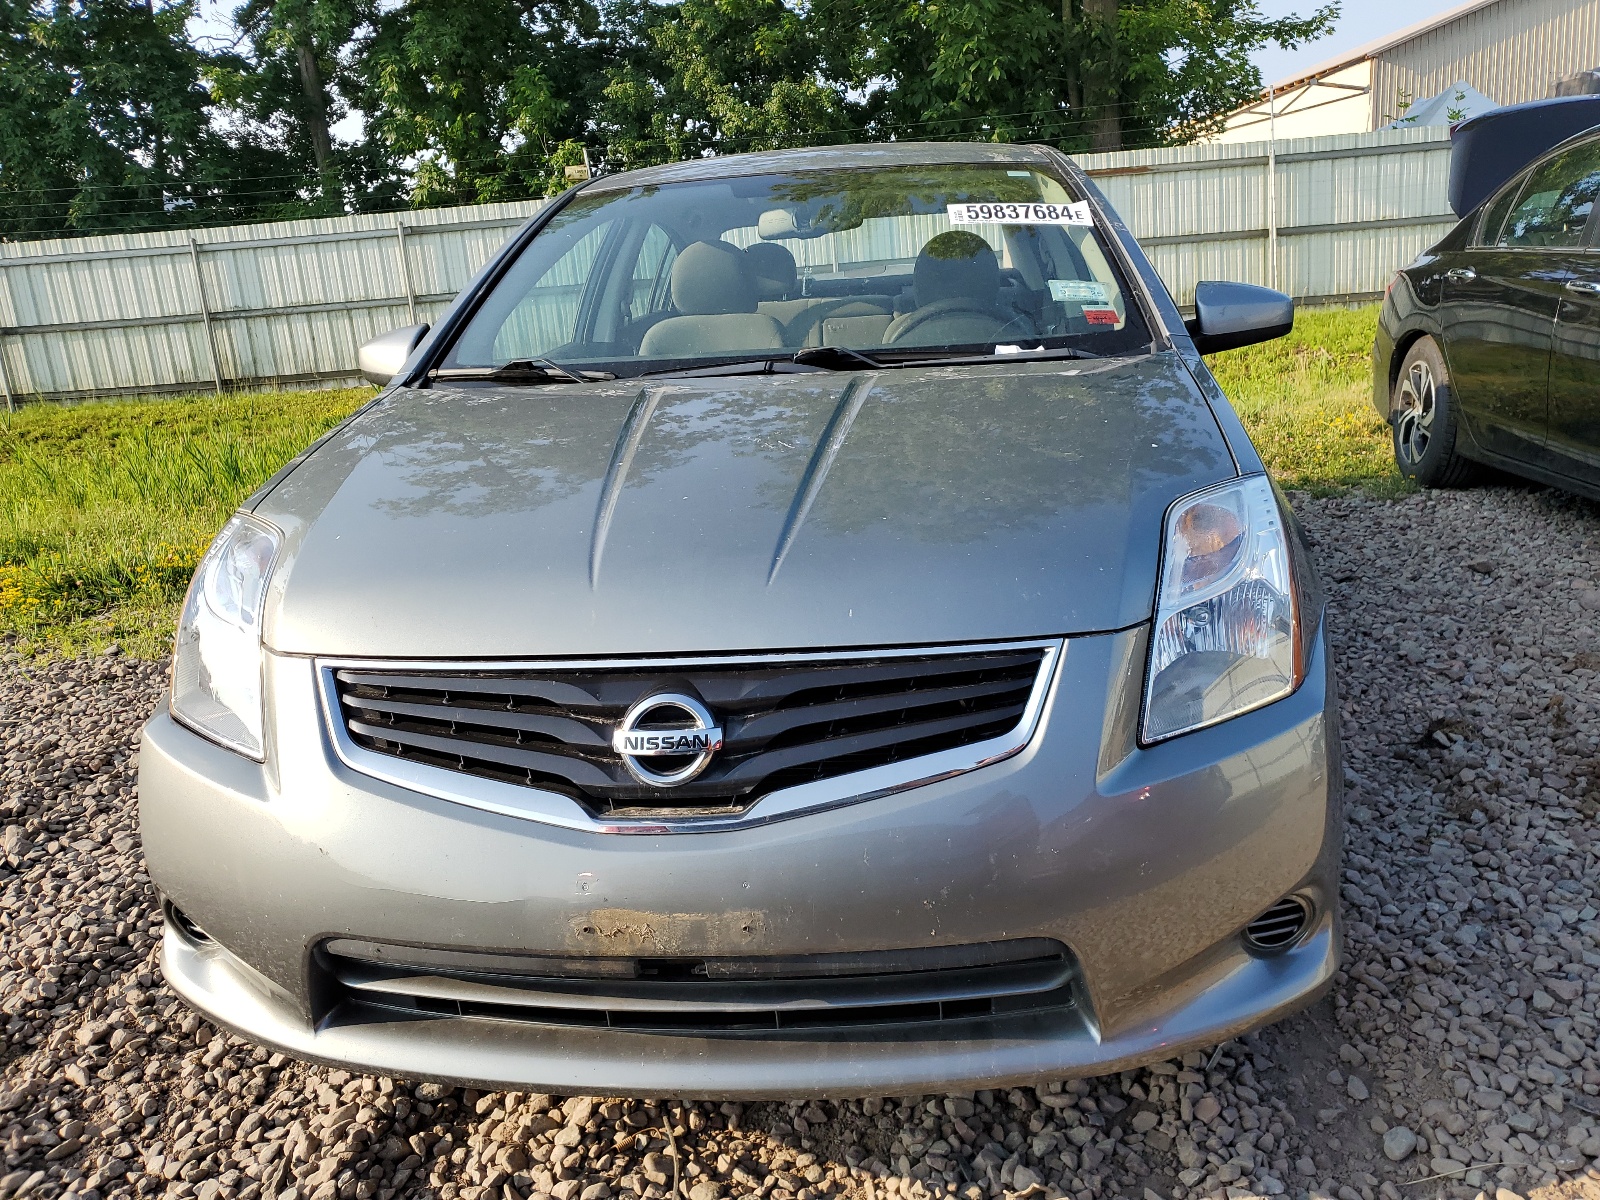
[1209, 303, 1409, 498]
[0, 308, 1398, 657]
[0, 388, 373, 657]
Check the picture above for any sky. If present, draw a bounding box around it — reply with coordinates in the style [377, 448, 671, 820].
[1250, 0, 1470, 86]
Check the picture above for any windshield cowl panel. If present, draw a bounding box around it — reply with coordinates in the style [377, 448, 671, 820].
[437, 162, 1152, 381]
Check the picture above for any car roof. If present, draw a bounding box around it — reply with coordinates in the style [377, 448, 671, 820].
[585, 141, 1067, 193]
[1448, 97, 1600, 217]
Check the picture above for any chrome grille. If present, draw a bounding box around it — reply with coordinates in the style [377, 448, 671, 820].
[319, 937, 1076, 1033]
[330, 647, 1050, 818]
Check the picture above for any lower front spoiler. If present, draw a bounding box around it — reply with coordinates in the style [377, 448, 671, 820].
[162, 909, 1338, 1100]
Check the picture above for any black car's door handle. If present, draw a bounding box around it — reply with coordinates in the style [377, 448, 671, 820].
[1565, 279, 1600, 296]
[1444, 267, 1477, 282]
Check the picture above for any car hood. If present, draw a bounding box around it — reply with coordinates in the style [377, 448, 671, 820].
[258, 353, 1236, 658]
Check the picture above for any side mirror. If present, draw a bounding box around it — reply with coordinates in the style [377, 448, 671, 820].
[1184, 282, 1293, 355]
[358, 324, 429, 386]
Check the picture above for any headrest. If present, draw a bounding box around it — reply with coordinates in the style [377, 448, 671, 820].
[671, 241, 757, 315]
[745, 242, 798, 300]
[914, 231, 1000, 307]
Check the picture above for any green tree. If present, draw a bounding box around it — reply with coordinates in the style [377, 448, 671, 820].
[843, 0, 1336, 151]
[0, 0, 1343, 240]
[358, 0, 609, 205]
[0, 1, 84, 237]
[0, 0, 321, 237]
[596, 0, 868, 168]
[0, 0, 223, 235]
[216, 0, 407, 214]
[593, 0, 1337, 159]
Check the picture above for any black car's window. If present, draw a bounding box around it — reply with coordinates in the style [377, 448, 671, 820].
[440, 165, 1152, 377]
[1474, 178, 1522, 248]
[1499, 141, 1600, 250]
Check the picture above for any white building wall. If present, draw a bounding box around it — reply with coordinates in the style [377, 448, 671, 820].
[1216, 62, 1375, 144]
[1219, 0, 1600, 143]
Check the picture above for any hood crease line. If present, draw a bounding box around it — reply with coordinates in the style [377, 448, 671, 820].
[767, 376, 873, 586]
[590, 385, 665, 589]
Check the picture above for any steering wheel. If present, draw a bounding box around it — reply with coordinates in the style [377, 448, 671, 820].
[884, 299, 1009, 346]
[994, 311, 1040, 341]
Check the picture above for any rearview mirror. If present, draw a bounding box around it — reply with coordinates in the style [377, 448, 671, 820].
[358, 324, 429, 386]
[1185, 282, 1293, 355]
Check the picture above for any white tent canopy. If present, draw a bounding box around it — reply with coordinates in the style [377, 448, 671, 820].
[1383, 81, 1499, 129]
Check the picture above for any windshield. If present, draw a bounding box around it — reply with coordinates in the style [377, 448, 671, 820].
[438, 164, 1153, 378]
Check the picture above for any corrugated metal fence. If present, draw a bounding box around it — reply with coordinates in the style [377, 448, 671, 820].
[0, 199, 550, 405]
[0, 125, 1456, 405]
[1077, 124, 1454, 308]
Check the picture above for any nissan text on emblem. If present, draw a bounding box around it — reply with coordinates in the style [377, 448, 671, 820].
[612, 694, 724, 787]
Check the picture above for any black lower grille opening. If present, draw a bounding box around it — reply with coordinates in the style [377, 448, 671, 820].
[1243, 897, 1311, 952]
[320, 937, 1077, 1035]
[935, 996, 994, 1021]
[333, 647, 1050, 818]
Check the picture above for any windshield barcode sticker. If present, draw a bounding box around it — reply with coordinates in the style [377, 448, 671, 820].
[947, 201, 1093, 226]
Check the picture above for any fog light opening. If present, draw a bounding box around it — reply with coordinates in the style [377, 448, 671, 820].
[165, 902, 214, 946]
[1243, 895, 1311, 953]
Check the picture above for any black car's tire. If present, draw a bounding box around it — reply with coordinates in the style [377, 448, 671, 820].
[1391, 337, 1481, 488]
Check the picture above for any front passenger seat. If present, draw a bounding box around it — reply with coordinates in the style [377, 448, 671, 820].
[639, 242, 785, 357]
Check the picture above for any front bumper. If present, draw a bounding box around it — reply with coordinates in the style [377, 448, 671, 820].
[141, 626, 1342, 1099]
[1373, 307, 1399, 423]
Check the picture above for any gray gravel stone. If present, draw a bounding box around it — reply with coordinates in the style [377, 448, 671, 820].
[1381, 1126, 1417, 1162]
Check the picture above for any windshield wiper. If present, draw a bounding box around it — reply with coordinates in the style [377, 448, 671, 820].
[791, 345, 1103, 370]
[633, 347, 884, 380]
[431, 357, 615, 384]
[791, 346, 884, 371]
[886, 346, 1103, 367]
[629, 343, 1102, 381]
[632, 357, 817, 380]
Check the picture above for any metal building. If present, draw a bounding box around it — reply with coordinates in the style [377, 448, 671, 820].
[1218, 0, 1600, 143]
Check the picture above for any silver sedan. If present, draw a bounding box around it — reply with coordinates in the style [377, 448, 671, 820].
[140, 141, 1340, 1098]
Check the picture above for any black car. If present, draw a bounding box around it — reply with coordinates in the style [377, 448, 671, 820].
[1374, 99, 1600, 493]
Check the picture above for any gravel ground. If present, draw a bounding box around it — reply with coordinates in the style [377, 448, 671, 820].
[4, 485, 1600, 1200]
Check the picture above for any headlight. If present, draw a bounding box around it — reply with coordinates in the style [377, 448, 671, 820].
[1142, 475, 1301, 742]
[170, 512, 281, 759]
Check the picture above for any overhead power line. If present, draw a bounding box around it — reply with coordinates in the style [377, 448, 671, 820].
[0, 99, 1166, 238]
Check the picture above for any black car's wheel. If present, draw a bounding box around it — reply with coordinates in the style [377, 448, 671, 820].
[1392, 337, 1480, 487]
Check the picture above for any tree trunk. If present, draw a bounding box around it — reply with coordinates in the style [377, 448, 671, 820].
[296, 39, 335, 176]
[1081, 0, 1120, 151]
[1062, 0, 1082, 118]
